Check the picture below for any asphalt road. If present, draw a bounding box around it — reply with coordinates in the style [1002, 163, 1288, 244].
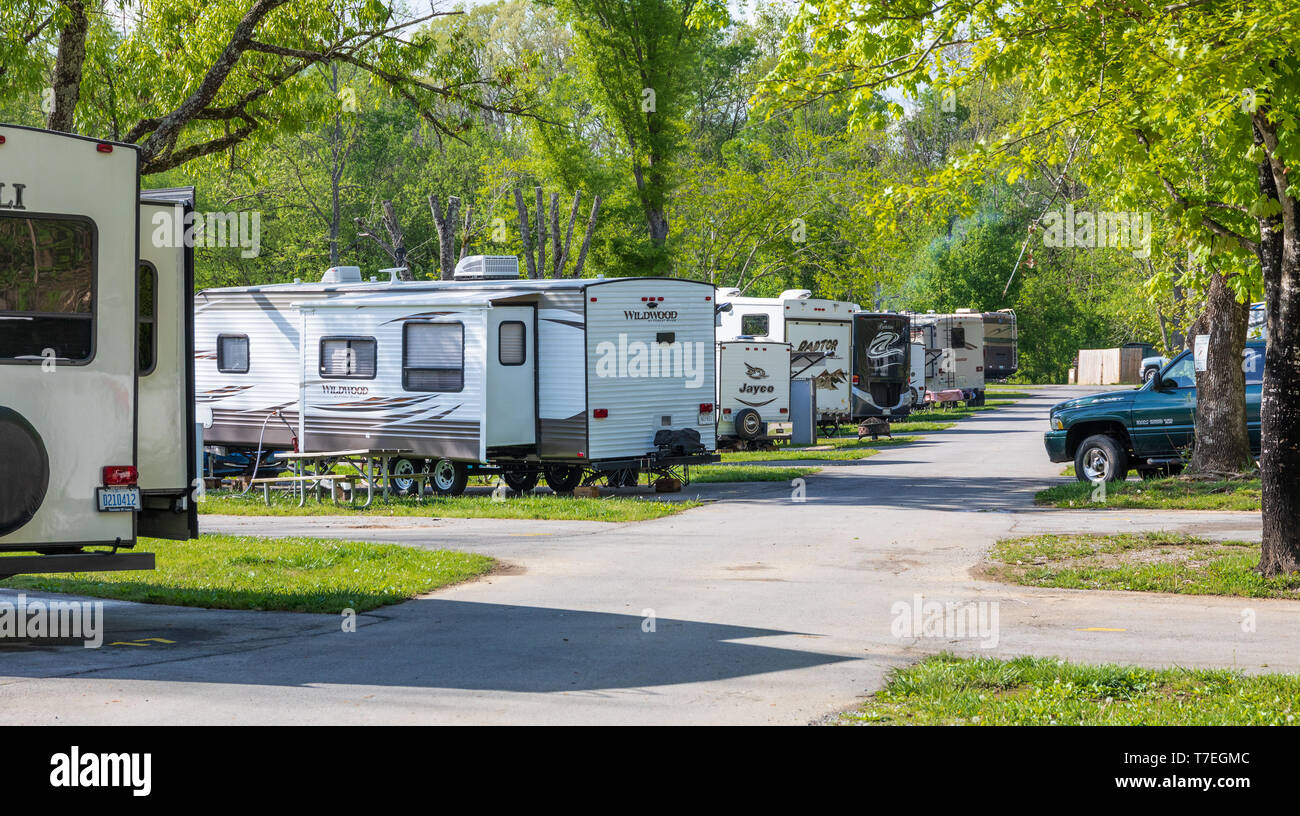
[0, 386, 1283, 725]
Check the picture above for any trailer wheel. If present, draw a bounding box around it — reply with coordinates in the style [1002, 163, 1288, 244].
[543, 464, 584, 494]
[502, 468, 539, 493]
[429, 459, 469, 496]
[735, 408, 763, 441]
[390, 458, 421, 496]
[0, 407, 50, 536]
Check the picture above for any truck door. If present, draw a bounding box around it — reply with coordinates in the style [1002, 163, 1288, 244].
[1131, 353, 1196, 456]
[136, 192, 198, 539]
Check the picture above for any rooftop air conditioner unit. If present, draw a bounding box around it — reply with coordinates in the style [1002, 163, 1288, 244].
[454, 255, 520, 280]
[779, 289, 813, 300]
[321, 266, 362, 284]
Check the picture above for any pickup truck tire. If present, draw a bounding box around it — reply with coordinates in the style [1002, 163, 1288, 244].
[1074, 434, 1129, 483]
[1143, 366, 1159, 384]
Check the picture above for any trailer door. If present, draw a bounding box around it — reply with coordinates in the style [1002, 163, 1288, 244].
[485, 305, 537, 448]
[136, 193, 198, 540]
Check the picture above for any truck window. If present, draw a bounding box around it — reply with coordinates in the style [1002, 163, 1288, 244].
[1163, 355, 1195, 388]
[0, 214, 95, 363]
[1245, 346, 1264, 384]
[741, 314, 769, 336]
[403, 322, 464, 392]
[320, 336, 376, 379]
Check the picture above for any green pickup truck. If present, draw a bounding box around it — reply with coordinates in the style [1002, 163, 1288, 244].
[1045, 340, 1264, 482]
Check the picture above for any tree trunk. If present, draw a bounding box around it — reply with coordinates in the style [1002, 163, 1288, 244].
[1252, 110, 1300, 576]
[514, 188, 538, 279]
[535, 187, 546, 278]
[428, 194, 459, 281]
[549, 192, 561, 278]
[571, 195, 602, 278]
[1186, 268, 1252, 476]
[47, 0, 89, 133]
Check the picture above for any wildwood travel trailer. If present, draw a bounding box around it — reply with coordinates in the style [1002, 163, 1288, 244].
[196, 258, 719, 494]
[715, 289, 858, 428]
[911, 311, 987, 405]
[850, 313, 913, 420]
[715, 340, 791, 448]
[0, 125, 197, 577]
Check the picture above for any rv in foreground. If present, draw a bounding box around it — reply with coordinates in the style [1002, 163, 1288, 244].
[0, 124, 196, 576]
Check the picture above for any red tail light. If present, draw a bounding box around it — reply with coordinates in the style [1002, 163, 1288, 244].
[103, 466, 138, 486]
[723, 408, 732, 415]
[96, 142, 113, 154]
[593, 408, 608, 418]
[779, 408, 788, 413]
[699, 403, 714, 414]
[852, 375, 860, 384]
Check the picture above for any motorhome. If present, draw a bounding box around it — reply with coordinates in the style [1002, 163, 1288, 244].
[195, 258, 719, 494]
[715, 289, 858, 428]
[0, 125, 196, 576]
[911, 310, 987, 405]
[850, 313, 913, 419]
[981, 309, 1018, 380]
[715, 340, 791, 448]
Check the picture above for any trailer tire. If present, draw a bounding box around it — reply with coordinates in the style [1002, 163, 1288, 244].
[502, 468, 539, 493]
[0, 407, 50, 536]
[735, 408, 763, 441]
[543, 464, 584, 494]
[390, 458, 421, 496]
[429, 459, 469, 496]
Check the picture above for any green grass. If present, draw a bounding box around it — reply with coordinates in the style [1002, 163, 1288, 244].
[1, 535, 494, 613]
[841, 653, 1300, 725]
[1035, 477, 1261, 510]
[200, 490, 698, 521]
[691, 465, 821, 482]
[984, 531, 1300, 599]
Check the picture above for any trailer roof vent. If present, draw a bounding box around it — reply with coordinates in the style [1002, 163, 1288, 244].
[780, 289, 812, 300]
[454, 255, 520, 280]
[321, 266, 363, 284]
[717, 287, 742, 299]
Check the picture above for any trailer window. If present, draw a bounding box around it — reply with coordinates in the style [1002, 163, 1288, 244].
[320, 337, 376, 379]
[950, 327, 966, 348]
[741, 314, 769, 336]
[499, 321, 526, 366]
[0, 214, 95, 363]
[217, 334, 249, 374]
[138, 262, 157, 374]
[404, 322, 464, 392]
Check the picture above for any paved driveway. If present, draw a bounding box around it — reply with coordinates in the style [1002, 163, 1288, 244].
[0, 387, 1282, 724]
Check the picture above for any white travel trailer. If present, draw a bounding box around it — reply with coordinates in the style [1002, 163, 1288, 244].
[715, 288, 858, 428]
[715, 340, 791, 448]
[0, 125, 196, 576]
[911, 310, 987, 404]
[196, 260, 719, 494]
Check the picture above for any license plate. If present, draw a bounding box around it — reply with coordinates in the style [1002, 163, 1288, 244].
[97, 487, 141, 512]
[698, 412, 712, 425]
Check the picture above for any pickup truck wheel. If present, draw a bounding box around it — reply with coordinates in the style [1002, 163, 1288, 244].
[1143, 366, 1159, 384]
[1074, 435, 1129, 483]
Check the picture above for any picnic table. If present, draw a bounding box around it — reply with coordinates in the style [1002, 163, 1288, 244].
[247, 449, 413, 508]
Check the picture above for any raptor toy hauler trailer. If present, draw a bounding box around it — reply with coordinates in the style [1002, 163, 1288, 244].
[981, 309, 1019, 380]
[714, 288, 858, 429]
[911, 311, 988, 405]
[850, 312, 913, 420]
[196, 258, 719, 494]
[0, 125, 197, 577]
[715, 340, 791, 449]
